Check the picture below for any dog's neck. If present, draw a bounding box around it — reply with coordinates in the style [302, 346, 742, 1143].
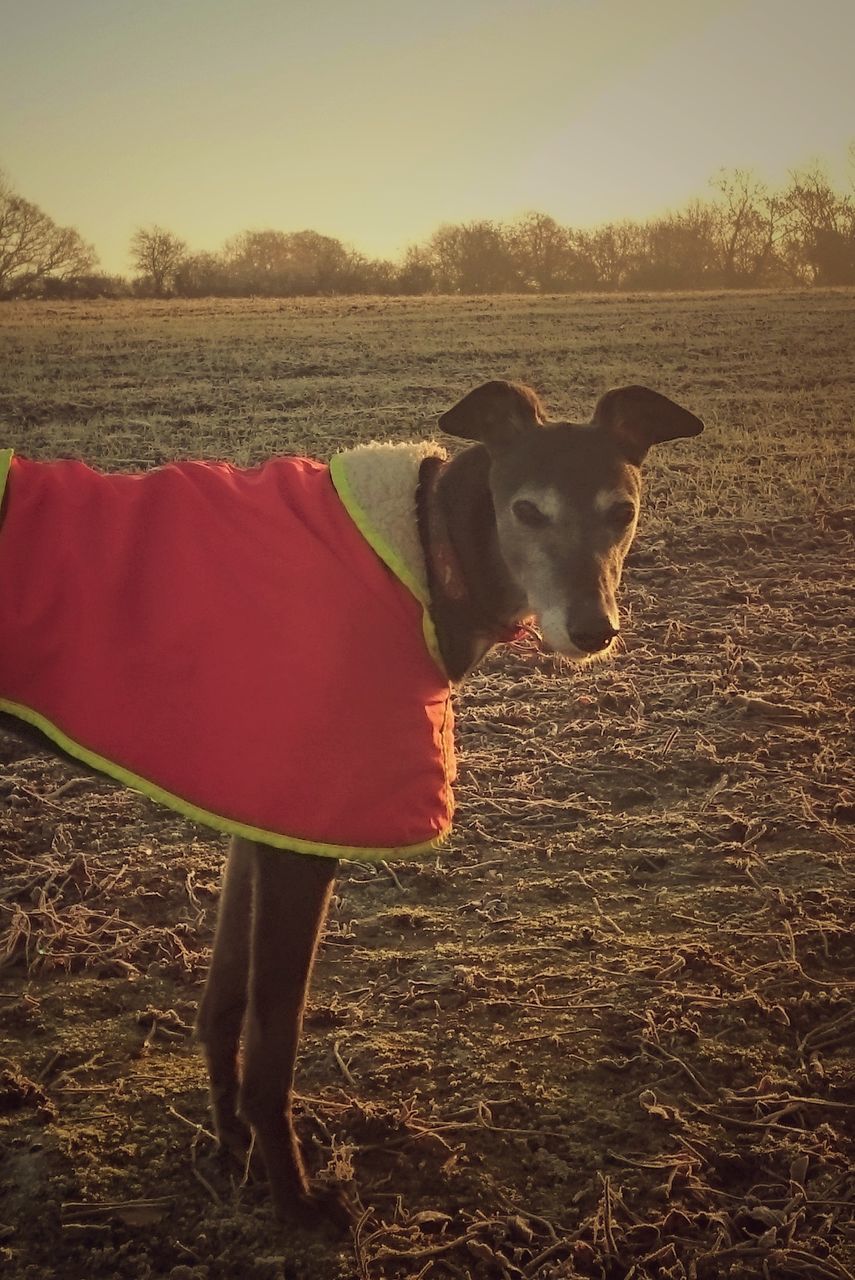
[419, 449, 528, 682]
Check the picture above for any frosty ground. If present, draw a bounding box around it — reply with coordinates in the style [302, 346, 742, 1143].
[0, 292, 853, 1279]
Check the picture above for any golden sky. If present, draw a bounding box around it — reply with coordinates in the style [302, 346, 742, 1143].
[1, 0, 853, 274]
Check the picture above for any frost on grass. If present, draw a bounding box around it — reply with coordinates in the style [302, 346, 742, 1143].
[0, 292, 853, 1280]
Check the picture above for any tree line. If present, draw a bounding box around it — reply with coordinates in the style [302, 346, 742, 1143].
[2, 163, 854, 300]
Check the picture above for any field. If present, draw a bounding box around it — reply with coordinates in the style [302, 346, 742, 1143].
[0, 292, 853, 1280]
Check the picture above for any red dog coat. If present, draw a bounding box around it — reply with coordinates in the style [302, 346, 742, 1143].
[0, 447, 455, 859]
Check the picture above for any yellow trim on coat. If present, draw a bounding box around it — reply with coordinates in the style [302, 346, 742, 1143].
[329, 452, 447, 677]
[0, 449, 13, 505]
[0, 697, 452, 861]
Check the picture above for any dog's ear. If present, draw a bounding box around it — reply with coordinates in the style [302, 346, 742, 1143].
[439, 381, 545, 450]
[592, 386, 704, 464]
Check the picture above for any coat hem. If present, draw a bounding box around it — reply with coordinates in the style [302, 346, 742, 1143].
[0, 697, 453, 862]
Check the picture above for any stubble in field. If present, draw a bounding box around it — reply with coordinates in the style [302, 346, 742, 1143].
[0, 292, 853, 1279]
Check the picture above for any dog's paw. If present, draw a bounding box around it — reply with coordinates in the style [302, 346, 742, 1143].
[214, 1116, 253, 1166]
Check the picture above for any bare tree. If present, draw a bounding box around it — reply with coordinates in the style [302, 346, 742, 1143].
[574, 221, 645, 289]
[222, 228, 291, 290]
[222, 228, 357, 294]
[781, 165, 855, 285]
[173, 251, 229, 297]
[396, 245, 435, 294]
[278, 229, 353, 293]
[0, 173, 96, 298]
[130, 225, 187, 296]
[708, 169, 788, 284]
[507, 212, 578, 292]
[627, 202, 719, 289]
[425, 221, 516, 293]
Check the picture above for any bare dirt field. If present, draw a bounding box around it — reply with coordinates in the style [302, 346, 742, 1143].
[0, 292, 853, 1280]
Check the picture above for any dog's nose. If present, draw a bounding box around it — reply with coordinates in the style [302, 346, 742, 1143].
[568, 625, 618, 654]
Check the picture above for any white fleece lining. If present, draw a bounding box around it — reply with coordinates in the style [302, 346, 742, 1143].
[331, 441, 446, 603]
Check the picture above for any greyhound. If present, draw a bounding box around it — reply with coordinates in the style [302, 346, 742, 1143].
[192, 379, 704, 1226]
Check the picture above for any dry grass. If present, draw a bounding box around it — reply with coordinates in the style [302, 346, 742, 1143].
[0, 292, 853, 1280]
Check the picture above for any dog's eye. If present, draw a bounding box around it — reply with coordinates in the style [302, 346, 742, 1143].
[609, 501, 636, 529]
[512, 499, 550, 528]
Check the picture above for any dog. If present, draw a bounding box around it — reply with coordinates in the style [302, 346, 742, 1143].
[0, 379, 703, 1226]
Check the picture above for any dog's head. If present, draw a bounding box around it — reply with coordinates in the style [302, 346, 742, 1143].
[440, 380, 703, 661]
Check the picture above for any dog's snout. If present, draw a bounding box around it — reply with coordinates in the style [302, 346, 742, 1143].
[568, 624, 618, 654]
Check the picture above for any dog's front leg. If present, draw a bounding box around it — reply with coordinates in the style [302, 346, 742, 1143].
[196, 836, 255, 1159]
[239, 845, 351, 1227]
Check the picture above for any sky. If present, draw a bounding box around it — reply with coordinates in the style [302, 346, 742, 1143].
[1, 0, 853, 275]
